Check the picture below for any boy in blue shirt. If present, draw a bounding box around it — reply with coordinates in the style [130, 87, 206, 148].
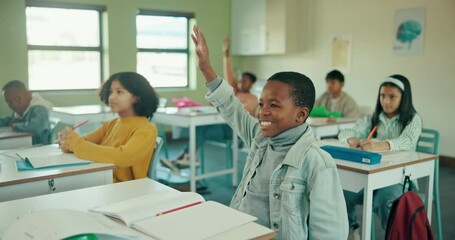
[191, 26, 348, 239]
[0, 80, 53, 145]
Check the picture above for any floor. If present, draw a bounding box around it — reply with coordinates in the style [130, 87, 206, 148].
[157, 138, 455, 239]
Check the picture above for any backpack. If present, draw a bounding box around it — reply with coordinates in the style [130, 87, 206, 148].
[385, 175, 434, 240]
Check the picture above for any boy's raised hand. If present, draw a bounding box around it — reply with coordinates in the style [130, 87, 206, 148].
[191, 25, 217, 82]
[222, 37, 230, 56]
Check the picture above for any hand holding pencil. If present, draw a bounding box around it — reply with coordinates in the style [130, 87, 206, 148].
[56, 119, 90, 152]
[347, 126, 378, 150]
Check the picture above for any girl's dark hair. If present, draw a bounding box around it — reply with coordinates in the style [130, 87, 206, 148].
[267, 71, 315, 112]
[371, 74, 417, 136]
[99, 72, 159, 119]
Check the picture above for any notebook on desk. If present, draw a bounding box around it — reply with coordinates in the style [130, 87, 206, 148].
[8, 144, 91, 171]
[90, 190, 257, 240]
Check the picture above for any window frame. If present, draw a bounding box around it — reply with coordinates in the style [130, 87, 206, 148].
[25, 1, 106, 91]
[136, 9, 195, 89]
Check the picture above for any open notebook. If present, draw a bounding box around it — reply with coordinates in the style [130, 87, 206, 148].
[90, 190, 257, 240]
[3, 190, 257, 240]
[8, 144, 91, 171]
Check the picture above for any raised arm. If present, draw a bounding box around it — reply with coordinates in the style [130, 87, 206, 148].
[222, 37, 239, 93]
[191, 25, 217, 83]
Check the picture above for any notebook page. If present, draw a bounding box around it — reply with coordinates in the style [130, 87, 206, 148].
[12, 145, 91, 168]
[132, 201, 257, 240]
[1, 209, 144, 240]
[90, 191, 205, 226]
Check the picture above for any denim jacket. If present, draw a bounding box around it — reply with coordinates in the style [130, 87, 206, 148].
[206, 78, 348, 239]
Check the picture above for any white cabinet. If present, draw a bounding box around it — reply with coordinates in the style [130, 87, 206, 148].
[230, 0, 304, 55]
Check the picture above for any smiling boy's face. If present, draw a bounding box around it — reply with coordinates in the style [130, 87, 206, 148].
[257, 80, 307, 137]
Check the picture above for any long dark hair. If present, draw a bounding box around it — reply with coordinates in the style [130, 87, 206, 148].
[99, 72, 159, 119]
[371, 74, 417, 136]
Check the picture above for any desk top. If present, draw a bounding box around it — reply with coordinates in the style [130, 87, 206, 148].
[317, 139, 437, 174]
[0, 127, 32, 140]
[0, 178, 275, 240]
[307, 117, 357, 127]
[51, 105, 112, 115]
[156, 106, 219, 116]
[0, 145, 114, 187]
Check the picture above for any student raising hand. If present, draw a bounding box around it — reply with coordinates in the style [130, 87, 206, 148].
[191, 26, 217, 83]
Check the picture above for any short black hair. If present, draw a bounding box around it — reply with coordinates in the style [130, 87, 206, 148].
[325, 70, 344, 83]
[99, 72, 159, 119]
[2, 80, 28, 92]
[242, 72, 257, 83]
[267, 71, 315, 112]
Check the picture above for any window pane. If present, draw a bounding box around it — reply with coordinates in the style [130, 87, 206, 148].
[26, 7, 100, 47]
[28, 50, 101, 90]
[137, 15, 187, 49]
[137, 52, 187, 88]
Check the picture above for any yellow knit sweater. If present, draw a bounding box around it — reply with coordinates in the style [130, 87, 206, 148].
[64, 117, 157, 182]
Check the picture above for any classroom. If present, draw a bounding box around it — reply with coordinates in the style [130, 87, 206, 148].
[0, 0, 454, 239]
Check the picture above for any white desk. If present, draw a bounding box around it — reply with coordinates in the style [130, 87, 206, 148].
[50, 105, 116, 135]
[307, 117, 357, 139]
[322, 141, 437, 239]
[0, 127, 33, 150]
[153, 107, 239, 192]
[0, 145, 115, 202]
[0, 178, 275, 240]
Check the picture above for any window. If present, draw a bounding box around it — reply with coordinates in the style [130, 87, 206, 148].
[26, 3, 105, 90]
[136, 11, 195, 88]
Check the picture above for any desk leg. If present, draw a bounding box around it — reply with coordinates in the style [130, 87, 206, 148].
[425, 164, 435, 223]
[189, 125, 197, 192]
[362, 181, 374, 240]
[232, 130, 238, 186]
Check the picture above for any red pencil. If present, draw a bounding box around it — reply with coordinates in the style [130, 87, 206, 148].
[155, 201, 203, 216]
[72, 119, 91, 131]
[367, 125, 378, 140]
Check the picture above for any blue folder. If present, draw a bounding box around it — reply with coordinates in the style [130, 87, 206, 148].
[321, 145, 382, 165]
[16, 159, 91, 171]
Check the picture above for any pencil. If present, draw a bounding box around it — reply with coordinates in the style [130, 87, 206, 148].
[155, 201, 203, 216]
[367, 125, 378, 141]
[72, 119, 91, 131]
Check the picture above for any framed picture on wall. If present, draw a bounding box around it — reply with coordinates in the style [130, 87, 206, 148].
[330, 35, 352, 73]
[393, 8, 426, 55]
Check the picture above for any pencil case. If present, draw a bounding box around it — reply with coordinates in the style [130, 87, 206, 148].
[320, 145, 382, 165]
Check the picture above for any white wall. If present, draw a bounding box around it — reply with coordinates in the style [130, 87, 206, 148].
[239, 0, 455, 157]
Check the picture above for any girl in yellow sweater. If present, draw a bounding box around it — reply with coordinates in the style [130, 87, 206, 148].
[57, 72, 159, 182]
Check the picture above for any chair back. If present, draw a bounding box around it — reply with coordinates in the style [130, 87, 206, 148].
[49, 120, 67, 144]
[416, 128, 439, 155]
[148, 136, 164, 180]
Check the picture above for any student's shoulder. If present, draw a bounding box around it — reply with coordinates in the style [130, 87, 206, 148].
[341, 91, 358, 102]
[303, 144, 337, 169]
[29, 104, 49, 112]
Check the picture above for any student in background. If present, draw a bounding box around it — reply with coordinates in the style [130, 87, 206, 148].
[57, 72, 159, 182]
[314, 70, 361, 118]
[223, 37, 258, 115]
[0, 80, 53, 145]
[338, 74, 422, 235]
[161, 37, 260, 170]
[192, 26, 348, 239]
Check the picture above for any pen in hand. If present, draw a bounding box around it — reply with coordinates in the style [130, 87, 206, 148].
[367, 125, 378, 141]
[72, 119, 91, 131]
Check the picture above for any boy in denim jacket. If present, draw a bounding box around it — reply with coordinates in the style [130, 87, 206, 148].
[191, 26, 348, 239]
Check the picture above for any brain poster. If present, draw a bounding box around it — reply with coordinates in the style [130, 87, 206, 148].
[394, 8, 426, 55]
